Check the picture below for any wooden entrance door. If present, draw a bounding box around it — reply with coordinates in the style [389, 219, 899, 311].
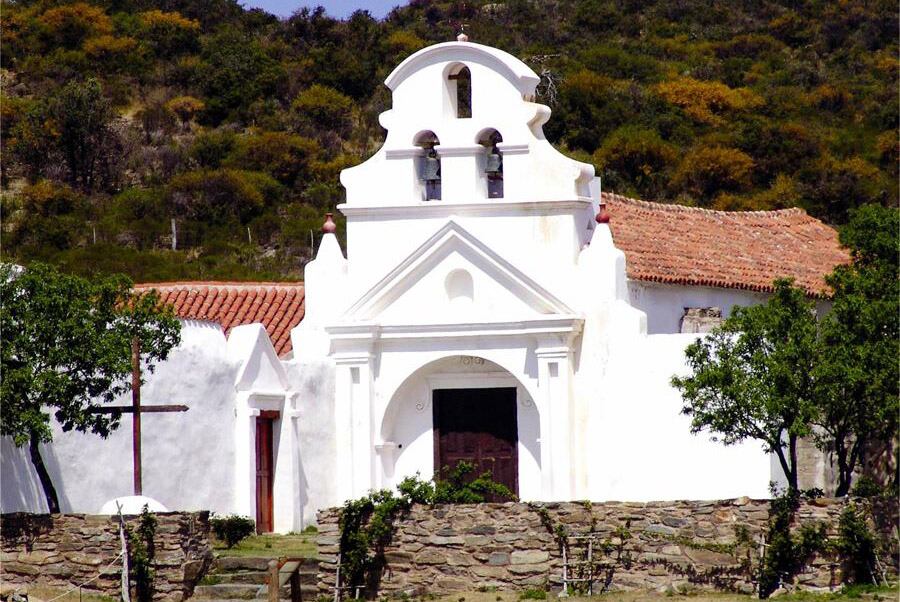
[255, 412, 277, 533]
[433, 387, 518, 496]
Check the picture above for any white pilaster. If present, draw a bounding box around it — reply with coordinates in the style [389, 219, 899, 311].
[334, 353, 375, 500]
[535, 345, 575, 501]
[233, 392, 257, 518]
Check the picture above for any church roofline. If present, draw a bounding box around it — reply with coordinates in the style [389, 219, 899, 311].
[384, 41, 540, 93]
[602, 192, 850, 297]
[135, 281, 305, 357]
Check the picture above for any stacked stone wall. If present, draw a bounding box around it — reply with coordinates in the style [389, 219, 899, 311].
[1, 512, 212, 602]
[317, 498, 898, 597]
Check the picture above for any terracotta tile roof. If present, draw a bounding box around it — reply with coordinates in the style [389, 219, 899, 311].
[134, 282, 305, 357]
[603, 192, 850, 296]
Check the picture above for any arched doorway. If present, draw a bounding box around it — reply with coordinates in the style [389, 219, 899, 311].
[378, 355, 541, 499]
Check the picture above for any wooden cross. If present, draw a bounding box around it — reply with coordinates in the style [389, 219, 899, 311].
[89, 338, 188, 496]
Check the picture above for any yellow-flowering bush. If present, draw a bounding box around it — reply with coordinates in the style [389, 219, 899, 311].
[672, 146, 755, 203]
[655, 77, 764, 125]
[38, 2, 112, 49]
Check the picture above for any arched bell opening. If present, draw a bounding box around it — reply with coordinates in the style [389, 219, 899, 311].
[445, 63, 472, 119]
[413, 130, 441, 201]
[477, 128, 504, 199]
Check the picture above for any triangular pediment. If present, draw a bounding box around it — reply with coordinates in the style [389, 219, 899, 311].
[344, 220, 574, 322]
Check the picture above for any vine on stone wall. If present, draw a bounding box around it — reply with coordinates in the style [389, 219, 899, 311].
[127, 505, 157, 602]
[338, 462, 516, 598]
[758, 489, 831, 598]
[836, 502, 882, 585]
[529, 501, 633, 596]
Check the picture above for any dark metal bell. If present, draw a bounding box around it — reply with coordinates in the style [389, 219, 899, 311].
[485, 150, 502, 176]
[422, 154, 441, 181]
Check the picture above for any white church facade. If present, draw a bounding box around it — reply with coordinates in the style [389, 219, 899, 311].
[2, 39, 849, 532]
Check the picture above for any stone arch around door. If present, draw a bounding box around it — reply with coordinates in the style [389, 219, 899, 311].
[376, 354, 542, 500]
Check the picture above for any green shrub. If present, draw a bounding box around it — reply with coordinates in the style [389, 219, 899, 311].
[851, 476, 885, 498]
[210, 515, 256, 548]
[519, 588, 547, 600]
[836, 503, 878, 585]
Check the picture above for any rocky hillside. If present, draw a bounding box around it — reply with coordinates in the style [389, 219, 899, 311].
[2, 0, 896, 281]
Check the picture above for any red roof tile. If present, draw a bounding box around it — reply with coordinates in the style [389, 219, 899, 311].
[603, 192, 851, 296]
[135, 282, 305, 358]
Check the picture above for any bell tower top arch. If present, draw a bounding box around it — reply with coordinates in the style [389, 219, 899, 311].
[339, 40, 598, 209]
[335, 39, 600, 289]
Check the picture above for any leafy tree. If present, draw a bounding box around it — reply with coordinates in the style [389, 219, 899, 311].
[9, 101, 57, 184]
[0, 263, 181, 512]
[671, 146, 755, 204]
[198, 27, 285, 123]
[167, 168, 281, 225]
[814, 205, 899, 495]
[51, 78, 120, 192]
[800, 156, 886, 224]
[5, 181, 88, 253]
[225, 132, 320, 187]
[290, 84, 355, 139]
[672, 280, 820, 491]
[593, 126, 676, 199]
[654, 77, 763, 125]
[165, 96, 205, 131]
[138, 10, 200, 58]
[189, 129, 237, 169]
[82, 35, 142, 74]
[37, 2, 112, 50]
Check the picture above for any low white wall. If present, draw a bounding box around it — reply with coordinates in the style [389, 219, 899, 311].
[1, 321, 241, 514]
[587, 332, 771, 501]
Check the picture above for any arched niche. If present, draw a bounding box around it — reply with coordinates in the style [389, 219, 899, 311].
[444, 269, 474, 306]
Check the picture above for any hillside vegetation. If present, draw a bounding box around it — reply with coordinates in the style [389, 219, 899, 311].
[2, 0, 897, 281]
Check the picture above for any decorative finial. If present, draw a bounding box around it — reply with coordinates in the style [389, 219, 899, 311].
[457, 24, 469, 42]
[595, 204, 610, 224]
[322, 213, 337, 234]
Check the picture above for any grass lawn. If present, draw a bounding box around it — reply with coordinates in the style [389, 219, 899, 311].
[212, 530, 318, 558]
[431, 584, 898, 602]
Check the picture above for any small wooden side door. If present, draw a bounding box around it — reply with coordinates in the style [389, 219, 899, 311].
[255, 412, 278, 533]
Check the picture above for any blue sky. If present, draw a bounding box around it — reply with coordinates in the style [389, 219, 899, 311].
[241, 1, 403, 19]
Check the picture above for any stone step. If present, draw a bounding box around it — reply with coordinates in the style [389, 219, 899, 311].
[214, 571, 269, 585]
[193, 584, 262, 599]
[213, 556, 318, 573]
[208, 571, 317, 587]
[191, 588, 318, 602]
[215, 557, 273, 572]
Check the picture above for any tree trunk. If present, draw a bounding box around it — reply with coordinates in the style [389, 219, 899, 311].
[29, 432, 60, 513]
[774, 444, 796, 492]
[787, 435, 799, 491]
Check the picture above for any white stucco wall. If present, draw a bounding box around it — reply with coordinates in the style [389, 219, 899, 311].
[587, 332, 771, 501]
[627, 282, 769, 334]
[284, 359, 337, 529]
[1, 320, 241, 514]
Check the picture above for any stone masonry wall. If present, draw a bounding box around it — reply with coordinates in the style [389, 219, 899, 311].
[1, 512, 212, 602]
[317, 498, 898, 597]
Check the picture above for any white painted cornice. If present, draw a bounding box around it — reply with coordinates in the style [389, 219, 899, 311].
[338, 198, 592, 219]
